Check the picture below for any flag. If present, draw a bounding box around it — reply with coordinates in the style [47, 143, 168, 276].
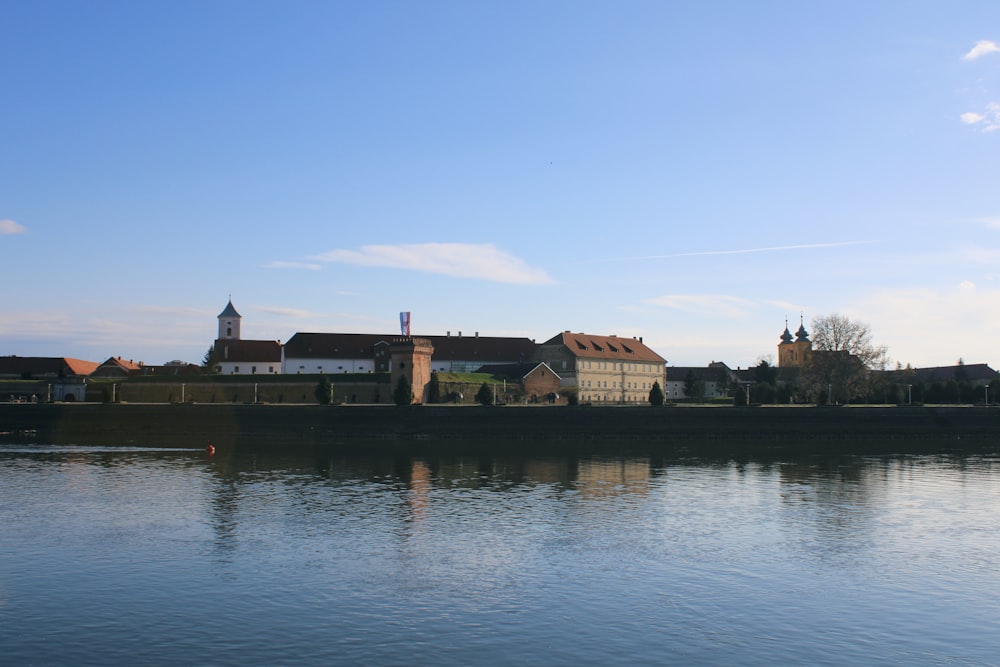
[400, 311, 411, 336]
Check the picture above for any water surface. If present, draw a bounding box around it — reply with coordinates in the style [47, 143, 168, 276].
[2, 443, 999, 665]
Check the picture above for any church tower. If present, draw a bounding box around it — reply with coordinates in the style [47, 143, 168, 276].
[218, 298, 242, 341]
[778, 316, 812, 368]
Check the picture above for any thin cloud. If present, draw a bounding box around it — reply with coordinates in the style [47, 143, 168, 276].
[312, 243, 554, 285]
[960, 102, 1000, 132]
[978, 217, 1000, 230]
[581, 240, 877, 264]
[963, 40, 1000, 61]
[255, 306, 320, 318]
[644, 294, 754, 318]
[1, 219, 26, 235]
[264, 260, 322, 271]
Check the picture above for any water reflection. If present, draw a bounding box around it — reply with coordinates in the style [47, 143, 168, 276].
[3, 444, 1000, 666]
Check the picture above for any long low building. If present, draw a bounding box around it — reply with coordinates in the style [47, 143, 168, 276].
[281, 331, 538, 375]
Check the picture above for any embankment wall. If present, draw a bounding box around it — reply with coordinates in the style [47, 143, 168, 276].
[2, 404, 999, 455]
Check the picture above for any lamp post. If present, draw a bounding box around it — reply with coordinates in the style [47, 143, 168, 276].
[907, 384, 912, 405]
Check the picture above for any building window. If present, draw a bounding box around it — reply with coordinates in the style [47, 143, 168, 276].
[234, 366, 240, 373]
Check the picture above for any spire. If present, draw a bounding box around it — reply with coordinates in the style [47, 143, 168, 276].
[795, 313, 809, 342]
[780, 317, 793, 344]
[218, 298, 240, 319]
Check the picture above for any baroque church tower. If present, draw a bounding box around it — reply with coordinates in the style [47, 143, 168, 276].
[778, 316, 812, 368]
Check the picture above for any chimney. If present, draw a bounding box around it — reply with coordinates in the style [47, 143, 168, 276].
[447, 331, 451, 337]
[475, 332, 479, 338]
[458, 331, 462, 337]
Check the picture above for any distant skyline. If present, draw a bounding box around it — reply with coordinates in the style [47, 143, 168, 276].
[2, 2, 999, 369]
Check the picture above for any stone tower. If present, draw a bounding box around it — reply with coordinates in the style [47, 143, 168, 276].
[218, 298, 242, 341]
[389, 337, 434, 404]
[778, 316, 812, 368]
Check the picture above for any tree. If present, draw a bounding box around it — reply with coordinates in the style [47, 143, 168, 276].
[559, 386, 579, 406]
[315, 375, 332, 405]
[753, 358, 778, 385]
[806, 314, 889, 403]
[393, 375, 413, 406]
[713, 365, 731, 397]
[811, 314, 889, 371]
[683, 371, 704, 400]
[475, 382, 494, 406]
[202, 344, 218, 373]
[648, 381, 665, 406]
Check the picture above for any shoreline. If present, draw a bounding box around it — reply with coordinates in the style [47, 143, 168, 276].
[2, 403, 999, 455]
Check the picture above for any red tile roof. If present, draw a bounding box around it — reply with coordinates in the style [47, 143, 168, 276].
[540, 332, 666, 363]
[0, 356, 100, 378]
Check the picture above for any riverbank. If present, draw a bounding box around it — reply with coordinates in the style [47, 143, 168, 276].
[2, 403, 999, 454]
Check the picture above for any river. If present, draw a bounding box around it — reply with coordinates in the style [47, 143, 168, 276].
[2, 442, 999, 666]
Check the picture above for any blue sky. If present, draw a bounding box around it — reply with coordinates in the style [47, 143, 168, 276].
[2, 1, 999, 369]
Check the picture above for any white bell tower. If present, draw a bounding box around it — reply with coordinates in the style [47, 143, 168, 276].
[217, 298, 242, 340]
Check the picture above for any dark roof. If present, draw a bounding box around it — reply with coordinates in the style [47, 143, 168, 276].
[216, 339, 282, 363]
[218, 300, 241, 318]
[284, 332, 537, 363]
[136, 363, 203, 377]
[665, 366, 727, 382]
[284, 333, 392, 359]
[0, 356, 100, 378]
[888, 363, 999, 384]
[539, 332, 666, 364]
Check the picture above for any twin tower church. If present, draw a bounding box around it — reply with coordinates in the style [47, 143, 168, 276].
[777, 318, 813, 369]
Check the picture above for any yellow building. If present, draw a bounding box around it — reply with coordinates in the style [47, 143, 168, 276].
[777, 318, 812, 368]
[534, 331, 666, 404]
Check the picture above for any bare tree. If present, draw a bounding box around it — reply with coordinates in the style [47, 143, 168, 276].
[811, 314, 889, 371]
[806, 314, 889, 403]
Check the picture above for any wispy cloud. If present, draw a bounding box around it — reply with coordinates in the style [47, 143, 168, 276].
[255, 306, 320, 318]
[644, 294, 754, 318]
[960, 102, 1000, 132]
[0, 219, 26, 235]
[581, 240, 877, 264]
[137, 305, 214, 317]
[311, 243, 554, 285]
[963, 40, 1000, 61]
[264, 260, 322, 271]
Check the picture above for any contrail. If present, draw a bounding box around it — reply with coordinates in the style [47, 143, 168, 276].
[577, 240, 878, 263]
